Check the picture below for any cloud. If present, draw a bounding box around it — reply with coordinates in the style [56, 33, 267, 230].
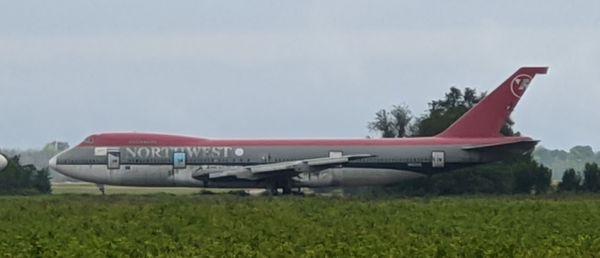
[1, 1, 600, 149]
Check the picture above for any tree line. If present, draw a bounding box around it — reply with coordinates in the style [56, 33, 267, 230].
[0, 155, 51, 195]
[534, 145, 600, 180]
[558, 163, 600, 192]
[1, 141, 71, 182]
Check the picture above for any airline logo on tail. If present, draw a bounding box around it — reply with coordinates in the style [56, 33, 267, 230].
[511, 74, 532, 98]
[437, 67, 547, 138]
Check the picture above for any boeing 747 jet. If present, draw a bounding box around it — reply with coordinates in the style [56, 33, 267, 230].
[50, 67, 548, 194]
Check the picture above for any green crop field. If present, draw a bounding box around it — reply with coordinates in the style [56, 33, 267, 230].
[1, 194, 600, 257]
[51, 183, 209, 195]
[51, 183, 268, 196]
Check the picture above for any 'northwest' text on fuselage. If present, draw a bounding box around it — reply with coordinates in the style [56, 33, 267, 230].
[125, 147, 240, 159]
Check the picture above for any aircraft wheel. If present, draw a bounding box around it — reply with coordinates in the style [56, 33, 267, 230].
[97, 184, 106, 195]
[292, 190, 304, 196]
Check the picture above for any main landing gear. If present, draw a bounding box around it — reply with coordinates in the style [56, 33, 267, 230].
[265, 179, 303, 196]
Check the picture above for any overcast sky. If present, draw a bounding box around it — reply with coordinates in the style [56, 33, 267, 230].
[1, 1, 599, 150]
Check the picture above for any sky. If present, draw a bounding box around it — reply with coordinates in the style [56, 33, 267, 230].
[0, 0, 599, 150]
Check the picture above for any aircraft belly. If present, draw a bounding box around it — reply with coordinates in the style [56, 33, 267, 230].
[116, 165, 204, 187]
[138, 165, 172, 186]
[172, 166, 205, 187]
[59, 165, 111, 184]
[110, 165, 148, 186]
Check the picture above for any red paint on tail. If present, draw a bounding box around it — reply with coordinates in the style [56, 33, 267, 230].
[437, 67, 548, 138]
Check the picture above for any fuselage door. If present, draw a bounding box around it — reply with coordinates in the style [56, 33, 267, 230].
[329, 151, 343, 158]
[107, 151, 120, 169]
[432, 151, 445, 168]
[173, 152, 186, 169]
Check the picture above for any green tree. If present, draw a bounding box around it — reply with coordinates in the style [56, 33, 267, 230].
[533, 163, 552, 194]
[507, 156, 551, 194]
[390, 105, 412, 138]
[0, 156, 51, 195]
[33, 168, 52, 194]
[559, 168, 581, 192]
[583, 163, 600, 192]
[368, 105, 412, 138]
[368, 109, 395, 138]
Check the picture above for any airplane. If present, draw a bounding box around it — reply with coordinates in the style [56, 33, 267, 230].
[50, 67, 548, 194]
[0, 154, 7, 171]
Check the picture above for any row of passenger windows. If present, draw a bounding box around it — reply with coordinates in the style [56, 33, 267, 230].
[61, 158, 258, 164]
[61, 159, 102, 164]
[61, 158, 426, 164]
[124, 158, 255, 163]
[362, 158, 430, 163]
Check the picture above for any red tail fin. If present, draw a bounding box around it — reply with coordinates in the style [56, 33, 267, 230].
[437, 67, 548, 138]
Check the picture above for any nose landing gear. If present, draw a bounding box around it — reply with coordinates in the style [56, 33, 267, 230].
[97, 184, 106, 195]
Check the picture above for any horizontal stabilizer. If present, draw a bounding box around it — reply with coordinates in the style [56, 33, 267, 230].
[463, 139, 538, 155]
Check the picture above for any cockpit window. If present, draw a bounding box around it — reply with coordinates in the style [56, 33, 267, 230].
[83, 136, 94, 144]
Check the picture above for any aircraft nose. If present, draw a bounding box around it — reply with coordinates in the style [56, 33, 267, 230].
[49, 155, 58, 170]
[0, 154, 7, 171]
[49, 152, 78, 179]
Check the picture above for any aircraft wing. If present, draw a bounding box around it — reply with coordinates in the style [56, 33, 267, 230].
[192, 154, 375, 181]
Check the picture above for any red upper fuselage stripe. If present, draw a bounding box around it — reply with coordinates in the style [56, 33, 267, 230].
[76, 133, 534, 147]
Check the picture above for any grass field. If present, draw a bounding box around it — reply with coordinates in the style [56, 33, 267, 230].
[51, 183, 266, 195]
[52, 183, 209, 195]
[2, 194, 600, 257]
